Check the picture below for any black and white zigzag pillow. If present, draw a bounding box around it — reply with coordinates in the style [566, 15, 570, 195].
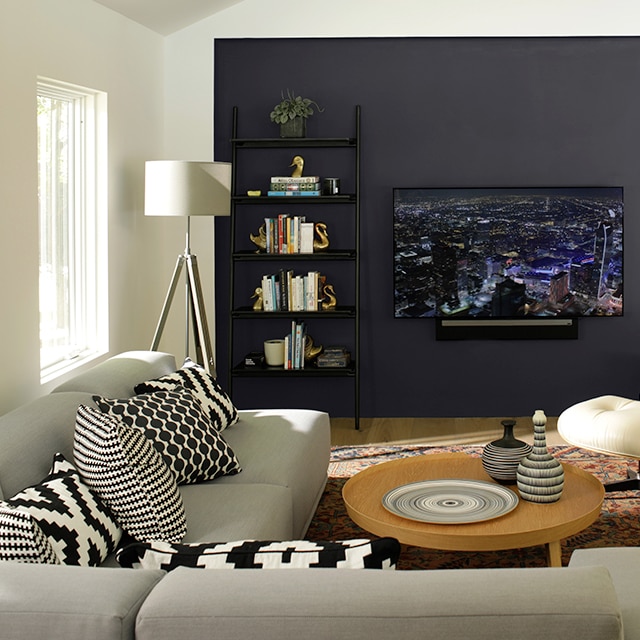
[0, 506, 59, 564]
[134, 358, 238, 432]
[116, 538, 401, 571]
[73, 404, 187, 543]
[93, 389, 241, 485]
[0, 453, 121, 565]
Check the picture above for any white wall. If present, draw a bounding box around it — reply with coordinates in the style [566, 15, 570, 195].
[3, 0, 640, 415]
[164, 0, 640, 161]
[0, 0, 166, 413]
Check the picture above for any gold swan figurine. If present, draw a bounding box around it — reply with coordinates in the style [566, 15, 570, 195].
[250, 287, 263, 311]
[304, 335, 323, 362]
[313, 222, 329, 251]
[321, 283, 337, 310]
[249, 223, 267, 252]
[289, 155, 304, 177]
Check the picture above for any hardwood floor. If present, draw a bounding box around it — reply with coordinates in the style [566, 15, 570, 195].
[330, 416, 566, 448]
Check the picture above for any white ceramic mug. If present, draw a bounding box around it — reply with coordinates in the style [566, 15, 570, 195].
[263, 339, 285, 366]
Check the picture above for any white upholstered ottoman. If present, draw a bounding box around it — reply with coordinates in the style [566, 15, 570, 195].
[558, 395, 640, 491]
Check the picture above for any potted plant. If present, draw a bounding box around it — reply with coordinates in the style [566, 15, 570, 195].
[269, 89, 324, 138]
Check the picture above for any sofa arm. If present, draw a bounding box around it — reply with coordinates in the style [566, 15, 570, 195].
[136, 565, 622, 640]
[0, 564, 164, 640]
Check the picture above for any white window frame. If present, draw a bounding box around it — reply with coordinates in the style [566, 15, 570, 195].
[37, 77, 108, 383]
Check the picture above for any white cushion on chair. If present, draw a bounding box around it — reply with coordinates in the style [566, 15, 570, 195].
[557, 395, 640, 458]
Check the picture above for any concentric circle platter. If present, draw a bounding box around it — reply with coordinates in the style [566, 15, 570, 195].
[382, 478, 519, 524]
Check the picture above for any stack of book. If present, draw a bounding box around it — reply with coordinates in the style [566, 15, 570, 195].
[263, 214, 314, 254]
[261, 270, 326, 312]
[316, 346, 351, 368]
[284, 321, 307, 370]
[268, 176, 321, 197]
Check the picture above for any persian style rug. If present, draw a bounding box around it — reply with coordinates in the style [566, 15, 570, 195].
[305, 444, 640, 569]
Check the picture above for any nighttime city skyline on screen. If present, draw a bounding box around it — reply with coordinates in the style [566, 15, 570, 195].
[393, 187, 623, 319]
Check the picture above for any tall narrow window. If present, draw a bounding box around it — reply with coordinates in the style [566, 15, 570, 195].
[37, 78, 108, 382]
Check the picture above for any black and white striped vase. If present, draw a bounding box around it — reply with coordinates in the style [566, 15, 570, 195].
[481, 419, 532, 484]
[516, 410, 564, 503]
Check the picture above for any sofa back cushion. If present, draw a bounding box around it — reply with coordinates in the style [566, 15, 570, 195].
[53, 351, 176, 398]
[0, 392, 95, 499]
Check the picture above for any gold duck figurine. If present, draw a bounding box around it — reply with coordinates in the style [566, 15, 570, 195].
[289, 155, 304, 177]
[313, 222, 329, 251]
[321, 283, 337, 310]
[304, 335, 323, 363]
[250, 287, 263, 311]
[249, 223, 267, 252]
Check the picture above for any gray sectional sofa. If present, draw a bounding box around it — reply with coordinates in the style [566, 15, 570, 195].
[0, 351, 635, 640]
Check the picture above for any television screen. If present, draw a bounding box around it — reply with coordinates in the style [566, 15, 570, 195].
[393, 187, 623, 319]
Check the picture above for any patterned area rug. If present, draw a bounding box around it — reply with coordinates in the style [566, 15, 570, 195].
[305, 444, 640, 569]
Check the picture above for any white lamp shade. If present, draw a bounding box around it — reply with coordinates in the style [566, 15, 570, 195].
[145, 161, 231, 217]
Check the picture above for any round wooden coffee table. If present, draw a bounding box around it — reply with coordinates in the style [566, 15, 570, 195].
[342, 452, 604, 566]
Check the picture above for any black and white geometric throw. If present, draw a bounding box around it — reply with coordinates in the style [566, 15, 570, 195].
[93, 389, 242, 485]
[116, 538, 401, 571]
[134, 358, 239, 432]
[0, 453, 121, 566]
[74, 404, 187, 543]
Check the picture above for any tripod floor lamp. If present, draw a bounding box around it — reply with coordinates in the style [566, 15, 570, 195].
[145, 161, 231, 376]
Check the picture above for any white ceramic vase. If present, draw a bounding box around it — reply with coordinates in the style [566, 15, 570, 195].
[516, 410, 565, 503]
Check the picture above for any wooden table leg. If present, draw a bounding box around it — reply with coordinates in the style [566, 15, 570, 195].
[546, 541, 562, 567]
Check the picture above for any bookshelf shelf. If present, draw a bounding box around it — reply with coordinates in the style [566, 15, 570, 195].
[228, 106, 361, 428]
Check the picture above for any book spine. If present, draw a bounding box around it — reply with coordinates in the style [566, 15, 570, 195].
[270, 176, 320, 184]
[268, 191, 321, 197]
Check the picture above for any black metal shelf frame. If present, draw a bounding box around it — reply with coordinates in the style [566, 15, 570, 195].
[228, 106, 361, 428]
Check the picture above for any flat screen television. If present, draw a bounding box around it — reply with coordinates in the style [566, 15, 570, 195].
[393, 187, 623, 320]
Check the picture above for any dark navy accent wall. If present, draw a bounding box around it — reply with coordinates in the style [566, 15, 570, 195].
[213, 37, 640, 418]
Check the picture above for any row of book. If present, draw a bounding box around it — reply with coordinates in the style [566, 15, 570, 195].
[283, 321, 307, 370]
[261, 270, 326, 312]
[263, 214, 314, 254]
[268, 175, 321, 197]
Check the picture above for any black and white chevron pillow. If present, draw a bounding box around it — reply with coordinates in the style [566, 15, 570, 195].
[116, 538, 401, 571]
[73, 404, 187, 543]
[0, 453, 121, 565]
[93, 389, 241, 485]
[134, 358, 238, 432]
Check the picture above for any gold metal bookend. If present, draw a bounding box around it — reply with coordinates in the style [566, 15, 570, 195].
[251, 287, 263, 311]
[250, 223, 267, 252]
[313, 222, 329, 251]
[321, 283, 337, 310]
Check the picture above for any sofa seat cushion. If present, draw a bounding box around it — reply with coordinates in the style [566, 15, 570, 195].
[116, 538, 401, 571]
[570, 547, 640, 640]
[135, 565, 623, 640]
[0, 453, 120, 565]
[0, 563, 165, 640]
[216, 409, 330, 537]
[134, 358, 238, 431]
[73, 404, 187, 543]
[179, 483, 294, 542]
[94, 389, 241, 485]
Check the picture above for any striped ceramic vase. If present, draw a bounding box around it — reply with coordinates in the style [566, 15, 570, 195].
[516, 410, 564, 503]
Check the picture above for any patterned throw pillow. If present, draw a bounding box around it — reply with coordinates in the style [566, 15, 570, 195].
[0, 508, 59, 564]
[0, 454, 121, 566]
[116, 538, 401, 571]
[134, 358, 238, 432]
[73, 404, 187, 543]
[93, 389, 241, 485]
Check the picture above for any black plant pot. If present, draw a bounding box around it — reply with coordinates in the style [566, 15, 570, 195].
[280, 117, 306, 138]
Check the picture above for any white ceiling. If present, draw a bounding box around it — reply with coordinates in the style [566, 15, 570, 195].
[92, 0, 244, 35]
